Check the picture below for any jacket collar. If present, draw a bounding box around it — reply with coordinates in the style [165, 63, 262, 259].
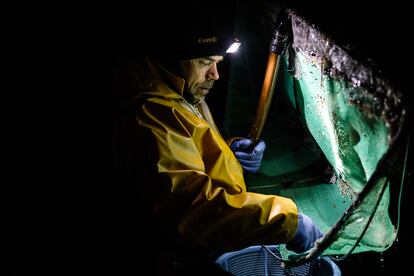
[145, 57, 185, 97]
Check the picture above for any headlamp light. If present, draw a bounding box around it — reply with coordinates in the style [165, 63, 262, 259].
[226, 38, 241, 53]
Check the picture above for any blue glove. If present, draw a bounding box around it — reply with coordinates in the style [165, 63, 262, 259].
[230, 139, 266, 173]
[286, 213, 323, 253]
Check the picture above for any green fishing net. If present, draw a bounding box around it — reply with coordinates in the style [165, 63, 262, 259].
[222, 16, 406, 261]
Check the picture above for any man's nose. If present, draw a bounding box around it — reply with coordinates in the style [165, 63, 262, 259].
[207, 63, 220, 81]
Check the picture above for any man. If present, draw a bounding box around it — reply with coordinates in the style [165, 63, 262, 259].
[112, 14, 322, 275]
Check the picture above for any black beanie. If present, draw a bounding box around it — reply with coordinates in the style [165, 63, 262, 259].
[176, 25, 240, 60]
[147, 1, 239, 61]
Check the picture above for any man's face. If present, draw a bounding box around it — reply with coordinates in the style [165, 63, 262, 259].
[180, 55, 224, 103]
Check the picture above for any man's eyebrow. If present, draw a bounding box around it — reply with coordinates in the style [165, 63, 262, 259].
[206, 57, 223, 63]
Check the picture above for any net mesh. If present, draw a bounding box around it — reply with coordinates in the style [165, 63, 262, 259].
[223, 32, 405, 259]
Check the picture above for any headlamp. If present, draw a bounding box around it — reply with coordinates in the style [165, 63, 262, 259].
[226, 38, 241, 53]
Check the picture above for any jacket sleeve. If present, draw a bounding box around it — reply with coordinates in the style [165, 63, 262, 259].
[137, 99, 298, 257]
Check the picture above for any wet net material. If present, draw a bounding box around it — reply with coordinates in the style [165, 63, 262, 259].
[222, 6, 407, 262]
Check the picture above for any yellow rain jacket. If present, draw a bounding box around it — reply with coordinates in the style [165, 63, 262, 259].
[118, 57, 298, 258]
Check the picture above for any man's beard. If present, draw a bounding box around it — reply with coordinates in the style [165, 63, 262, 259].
[183, 90, 200, 104]
[183, 81, 214, 104]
